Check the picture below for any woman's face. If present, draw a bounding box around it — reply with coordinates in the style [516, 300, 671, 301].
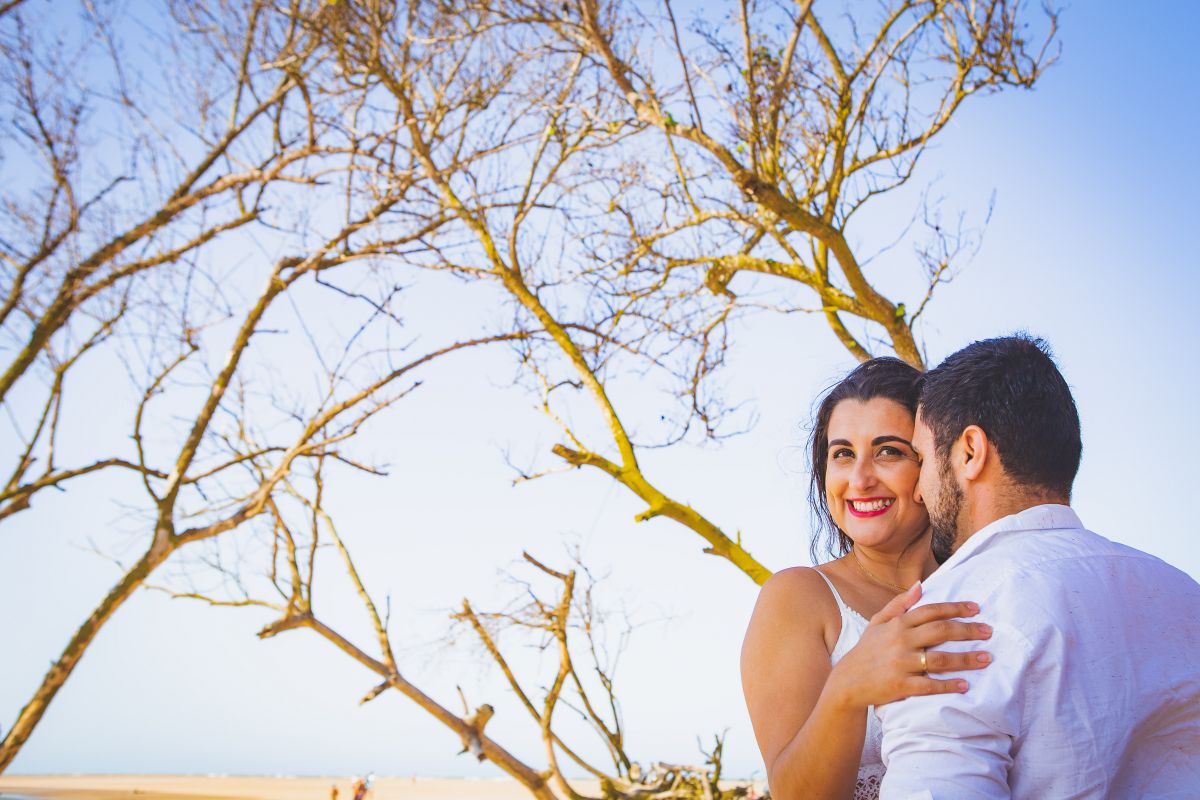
[825, 397, 928, 550]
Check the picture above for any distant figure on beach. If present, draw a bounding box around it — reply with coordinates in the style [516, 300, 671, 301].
[330, 785, 338, 800]
[351, 773, 374, 800]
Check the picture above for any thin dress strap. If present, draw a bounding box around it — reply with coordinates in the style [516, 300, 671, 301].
[813, 568, 851, 612]
[813, 567, 870, 663]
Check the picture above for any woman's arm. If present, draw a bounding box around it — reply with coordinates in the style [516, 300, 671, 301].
[742, 569, 993, 799]
[741, 567, 865, 799]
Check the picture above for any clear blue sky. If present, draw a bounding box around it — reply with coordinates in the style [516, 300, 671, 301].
[2, 0, 1198, 780]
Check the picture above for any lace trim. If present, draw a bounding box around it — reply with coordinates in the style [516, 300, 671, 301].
[854, 764, 885, 800]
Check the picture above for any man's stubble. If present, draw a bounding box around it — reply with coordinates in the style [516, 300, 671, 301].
[928, 453, 965, 562]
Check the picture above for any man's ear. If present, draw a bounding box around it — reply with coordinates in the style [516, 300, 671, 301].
[960, 425, 989, 481]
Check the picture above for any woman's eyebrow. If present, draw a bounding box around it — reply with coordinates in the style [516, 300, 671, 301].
[872, 435, 913, 447]
[828, 438, 853, 447]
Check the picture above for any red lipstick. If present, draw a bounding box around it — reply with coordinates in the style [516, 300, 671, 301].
[846, 497, 895, 518]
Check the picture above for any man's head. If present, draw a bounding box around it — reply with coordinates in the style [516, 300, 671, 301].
[913, 335, 1082, 557]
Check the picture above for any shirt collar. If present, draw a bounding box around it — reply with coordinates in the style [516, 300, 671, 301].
[938, 503, 1084, 572]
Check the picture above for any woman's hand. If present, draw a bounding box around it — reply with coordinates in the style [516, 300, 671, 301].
[826, 582, 993, 711]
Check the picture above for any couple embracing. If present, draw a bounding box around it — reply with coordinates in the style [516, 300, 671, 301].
[742, 335, 1200, 799]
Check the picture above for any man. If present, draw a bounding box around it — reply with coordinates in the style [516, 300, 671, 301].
[878, 335, 1200, 798]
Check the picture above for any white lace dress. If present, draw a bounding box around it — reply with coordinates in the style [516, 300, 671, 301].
[815, 570, 885, 800]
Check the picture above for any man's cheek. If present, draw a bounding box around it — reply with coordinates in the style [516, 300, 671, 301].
[915, 466, 930, 504]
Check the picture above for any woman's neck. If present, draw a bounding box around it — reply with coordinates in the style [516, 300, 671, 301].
[852, 537, 938, 590]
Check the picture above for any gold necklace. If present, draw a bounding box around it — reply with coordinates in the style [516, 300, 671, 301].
[851, 547, 908, 593]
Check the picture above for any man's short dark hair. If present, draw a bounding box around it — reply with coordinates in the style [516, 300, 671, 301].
[918, 334, 1081, 498]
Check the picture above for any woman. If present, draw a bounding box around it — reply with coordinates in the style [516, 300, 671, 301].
[741, 358, 993, 799]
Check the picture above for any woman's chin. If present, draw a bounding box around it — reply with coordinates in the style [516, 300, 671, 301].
[846, 520, 929, 551]
[848, 534, 893, 550]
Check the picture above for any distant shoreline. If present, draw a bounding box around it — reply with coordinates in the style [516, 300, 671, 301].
[0, 775, 765, 800]
[0, 776, 518, 800]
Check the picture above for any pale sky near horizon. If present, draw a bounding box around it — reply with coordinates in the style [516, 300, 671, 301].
[2, 0, 1199, 781]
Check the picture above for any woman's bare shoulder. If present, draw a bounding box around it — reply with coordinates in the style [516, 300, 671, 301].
[747, 566, 841, 637]
[759, 565, 839, 602]
[742, 566, 842, 705]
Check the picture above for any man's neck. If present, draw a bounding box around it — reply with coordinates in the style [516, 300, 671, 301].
[957, 490, 1069, 551]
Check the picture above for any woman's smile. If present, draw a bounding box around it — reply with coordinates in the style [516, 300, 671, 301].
[847, 497, 896, 517]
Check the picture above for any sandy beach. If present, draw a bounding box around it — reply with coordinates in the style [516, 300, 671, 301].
[0, 774, 770, 800]
[0, 775, 616, 800]
[0, 776, 772, 800]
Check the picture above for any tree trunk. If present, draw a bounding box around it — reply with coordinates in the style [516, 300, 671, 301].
[0, 539, 173, 772]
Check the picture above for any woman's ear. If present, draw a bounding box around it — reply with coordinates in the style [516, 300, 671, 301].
[960, 425, 989, 481]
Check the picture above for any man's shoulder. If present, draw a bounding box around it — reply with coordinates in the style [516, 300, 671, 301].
[997, 525, 1196, 588]
[922, 526, 1199, 612]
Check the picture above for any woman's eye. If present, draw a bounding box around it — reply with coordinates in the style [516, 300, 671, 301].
[831, 448, 854, 460]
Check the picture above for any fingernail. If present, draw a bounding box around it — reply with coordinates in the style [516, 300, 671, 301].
[909, 580, 922, 592]
[967, 602, 980, 614]
[957, 680, 969, 692]
[976, 652, 991, 664]
[979, 623, 993, 637]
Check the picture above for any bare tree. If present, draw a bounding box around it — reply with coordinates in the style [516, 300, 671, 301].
[0, 0, 523, 769]
[160, 459, 752, 799]
[132, 5, 769, 792]
[455, 552, 750, 800]
[2, 0, 1061, 777]
[549, 0, 1058, 365]
[303, 1, 775, 584]
[440, 0, 1060, 583]
[0, 0, 318, 520]
[299, 0, 1056, 591]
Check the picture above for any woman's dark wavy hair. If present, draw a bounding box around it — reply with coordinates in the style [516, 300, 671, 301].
[807, 357, 922, 562]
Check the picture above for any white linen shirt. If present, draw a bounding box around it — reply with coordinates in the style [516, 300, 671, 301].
[877, 504, 1200, 799]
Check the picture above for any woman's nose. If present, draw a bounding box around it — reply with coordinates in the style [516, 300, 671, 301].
[849, 456, 877, 491]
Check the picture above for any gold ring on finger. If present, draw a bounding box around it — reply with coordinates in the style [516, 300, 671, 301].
[919, 648, 928, 674]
